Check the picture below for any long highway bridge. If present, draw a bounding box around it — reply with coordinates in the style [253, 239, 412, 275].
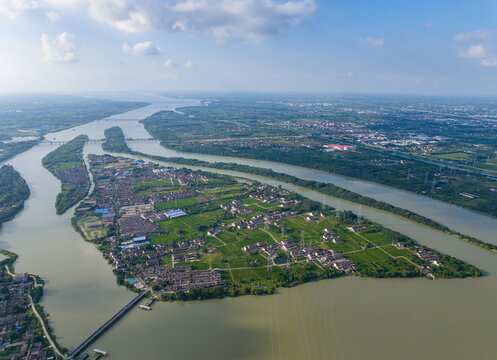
[68, 292, 147, 359]
[95, 118, 148, 122]
[40, 138, 157, 146]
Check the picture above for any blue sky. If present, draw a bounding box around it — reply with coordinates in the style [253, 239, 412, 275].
[0, 0, 496, 95]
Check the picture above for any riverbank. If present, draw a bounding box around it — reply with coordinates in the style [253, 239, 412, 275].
[0, 250, 64, 358]
[0, 165, 30, 229]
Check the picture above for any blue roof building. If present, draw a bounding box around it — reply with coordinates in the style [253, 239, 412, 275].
[165, 209, 187, 219]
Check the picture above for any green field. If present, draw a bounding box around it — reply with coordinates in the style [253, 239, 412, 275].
[361, 232, 394, 246]
[155, 197, 201, 210]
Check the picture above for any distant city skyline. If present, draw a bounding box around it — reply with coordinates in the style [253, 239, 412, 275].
[1, 0, 496, 95]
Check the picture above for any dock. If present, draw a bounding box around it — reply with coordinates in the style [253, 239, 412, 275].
[139, 298, 155, 311]
[68, 292, 146, 359]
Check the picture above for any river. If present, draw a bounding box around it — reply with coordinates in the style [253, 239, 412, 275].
[1, 96, 497, 359]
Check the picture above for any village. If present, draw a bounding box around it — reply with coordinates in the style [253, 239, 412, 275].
[73, 154, 458, 299]
[0, 258, 55, 360]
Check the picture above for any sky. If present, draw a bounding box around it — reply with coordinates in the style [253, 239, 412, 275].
[0, 0, 496, 95]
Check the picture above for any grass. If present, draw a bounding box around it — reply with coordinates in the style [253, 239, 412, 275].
[381, 245, 412, 257]
[345, 248, 391, 265]
[360, 232, 393, 246]
[151, 209, 224, 244]
[231, 268, 264, 282]
[155, 197, 200, 210]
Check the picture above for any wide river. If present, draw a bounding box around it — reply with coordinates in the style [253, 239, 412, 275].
[2, 96, 497, 359]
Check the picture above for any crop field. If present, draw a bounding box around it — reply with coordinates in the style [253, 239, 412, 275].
[151, 209, 223, 244]
[361, 232, 394, 246]
[155, 197, 201, 210]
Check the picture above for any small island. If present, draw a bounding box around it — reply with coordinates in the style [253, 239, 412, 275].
[72, 154, 481, 301]
[42, 135, 90, 215]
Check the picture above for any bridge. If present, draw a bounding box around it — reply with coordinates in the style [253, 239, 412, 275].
[68, 292, 147, 359]
[40, 138, 157, 146]
[95, 118, 146, 122]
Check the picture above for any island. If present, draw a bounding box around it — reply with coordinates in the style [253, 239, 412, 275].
[72, 154, 481, 301]
[42, 135, 90, 215]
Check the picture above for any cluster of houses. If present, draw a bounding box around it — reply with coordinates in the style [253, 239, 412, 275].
[55, 164, 89, 199]
[151, 168, 208, 185]
[149, 190, 197, 205]
[76, 156, 222, 293]
[139, 266, 225, 293]
[228, 210, 299, 230]
[242, 240, 355, 274]
[79, 155, 359, 296]
[414, 248, 442, 267]
[220, 200, 254, 216]
[0, 269, 54, 359]
[249, 192, 301, 208]
[321, 228, 343, 243]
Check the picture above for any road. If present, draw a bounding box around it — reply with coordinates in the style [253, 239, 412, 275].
[28, 293, 67, 359]
[5, 265, 66, 358]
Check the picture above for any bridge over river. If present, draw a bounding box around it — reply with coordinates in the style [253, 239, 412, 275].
[40, 138, 158, 146]
[68, 292, 147, 359]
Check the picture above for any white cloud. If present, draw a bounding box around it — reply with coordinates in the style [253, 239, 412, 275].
[365, 36, 384, 46]
[459, 44, 487, 59]
[88, 0, 316, 40]
[164, 58, 173, 68]
[45, 9, 60, 21]
[122, 41, 161, 55]
[454, 29, 493, 42]
[0, 0, 41, 17]
[41, 32, 79, 63]
[481, 58, 497, 67]
[455, 30, 497, 67]
[183, 60, 193, 69]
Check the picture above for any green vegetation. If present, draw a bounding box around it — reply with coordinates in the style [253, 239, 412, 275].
[103, 126, 132, 153]
[0, 140, 40, 163]
[75, 153, 482, 303]
[0, 95, 147, 162]
[42, 135, 89, 214]
[100, 125, 497, 253]
[105, 127, 497, 252]
[0, 95, 147, 135]
[0, 165, 30, 228]
[138, 100, 497, 219]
